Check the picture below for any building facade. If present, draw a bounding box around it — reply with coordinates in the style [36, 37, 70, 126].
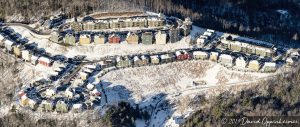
[169, 29, 180, 43]
[79, 35, 91, 45]
[155, 31, 167, 45]
[126, 32, 139, 44]
[64, 34, 76, 45]
[49, 31, 62, 43]
[142, 32, 153, 45]
[94, 35, 106, 44]
[108, 34, 121, 44]
[70, 22, 82, 32]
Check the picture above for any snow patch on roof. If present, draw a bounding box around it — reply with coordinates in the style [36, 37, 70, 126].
[39, 57, 51, 63]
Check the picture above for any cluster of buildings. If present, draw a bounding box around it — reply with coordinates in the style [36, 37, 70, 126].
[49, 13, 192, 46]
[19, 88, 100, 113]
[196, 29, 216, 46]
[70, 15, 166, 32]
[202, 51, 279, 72]
[1, 38, 53, 67]
[14, 42, 298, 113]
[102, 34, 283, 72]
[113, 49, 280, 72]
[44, 14, 66, 29]
[50, 28, 182, 45]
[214, 52, 277, 72]
[194, 29, 289, 72]
[18, 63, 102, 113]
[195, 29, 276, 58]
[217, 36, 275, 57]
[114, 50, 189, 68]
[0, 25, 285, 74]
[0, 27, 54, 68]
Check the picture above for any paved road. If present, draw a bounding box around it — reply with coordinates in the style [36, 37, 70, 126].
[4, 23, 50, 35]
[62, 63, 84, 84]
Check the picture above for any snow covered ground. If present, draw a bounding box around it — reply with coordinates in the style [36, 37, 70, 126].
[101, 60, 270, 101]
[100, 60, 272, 126]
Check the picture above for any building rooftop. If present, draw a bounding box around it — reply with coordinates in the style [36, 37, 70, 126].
[220, 54, 233, 60]
[109, 34, 120, 38]
[193, 51, 207, 56]
[39, 57, 51, 63]
[141, 55, 148, 60]
[80, 34, 90, 38]
[236, 57, 245, 61]
[160, 54, 170, 59]
[134, 56, 140, 61]
[127, 32, 138, 37]
[143, 32, 153, 35]
[5, 39, 14, 46]
[264, 62, 276, 67]
[0, 34, 4, 41]
[249, 60, 259, 64]
[150, 55, 159, 59]
[94, 34, 105, 38]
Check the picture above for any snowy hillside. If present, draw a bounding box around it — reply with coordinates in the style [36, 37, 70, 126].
[100, 60, 271, 126]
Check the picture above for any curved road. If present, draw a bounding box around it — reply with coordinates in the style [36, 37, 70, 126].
[4, 23, 51, 35]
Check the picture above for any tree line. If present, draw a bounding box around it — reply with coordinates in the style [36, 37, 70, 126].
[0, 0, 299, 44]
[181, 65, 300, 126]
